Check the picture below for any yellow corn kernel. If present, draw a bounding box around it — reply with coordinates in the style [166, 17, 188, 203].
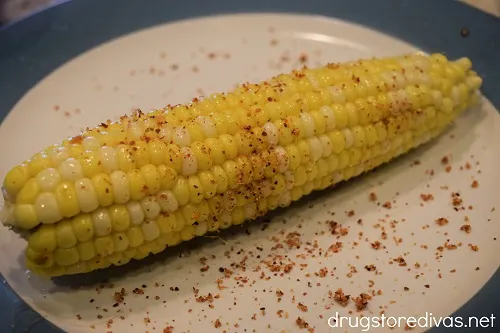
[27, 155, 52, 177]
[156, 213, 176, 233]
[116, 145, 135, 172]
[159, 232, 181, 247]
[87, 256, 110, 271]
[262, 150, 279, 178]
[374, 121, 388, 142]
[56, 220, 78, 249]
[126, 228, 144, 250]
[249, 154, 265, 181]
[182, 204, 199, 224]
[4, 164, 30, 199]
[326, 154, 339, 173]
[207, 196, 223, 215]
[222, 160, 239, 189]
[205, 138, 225, 165]
[71, 213, 94, 242]
[106, 205, 130, 232]
[140, 164, 161, 195]
[128, 169, 147, 201]
[25, 248, 53, 267]
[79, 151, 102, 178]
[16, 178, 40, 205]
[294, 165, 307, 186]
[219, 134, 238, 160]
[172, 177, 189, 206]
[28, 225, 57, 253]
[187, 175, 204, 204]
[77, 241, 96, 261]
[297, 140, 311, 164]
[331, 104, 348, 129]
[180, 224, 195, 241]
[54, 247, 80, 266]
[91, 174, 114, 207]
[14, 204, 38, 229]
[211, 165, 228, 194]
[198, 170, 217, 198]
[191, 142, 213, 171]
[285, 145, 301, 170]
[164, 144, 182, 174]
[157, 164, 177, 190]
[130, 141, 150, 168]
[94, 236, 114, 257]
[352, 126, 366, 148]
[236, 156, 253, 185]
[148, 140, 165, 166]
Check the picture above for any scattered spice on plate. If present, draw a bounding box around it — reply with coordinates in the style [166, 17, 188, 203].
[435, 218, 449, 226]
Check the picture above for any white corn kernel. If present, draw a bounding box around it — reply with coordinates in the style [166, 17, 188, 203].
[91, 208, 112, 236]
[140, 196, 161, 220]
[110, 170, 130, 204]
[82, 136, 100, 151]
[49, 146, 69, 166]
[263, 122, 278, 146]
[126, 201, 144, 225]
[99, 146, 118, 173]
[343, 129, 354, 148]
[36, 168, 61, 192]
[141, 220, 160, 241]
[274, 146, 289, 173]
[180, 147, 197, 176]
[329, 86, 347, 104]
[307, 137, 323, 162]
[196, 116, 217, 138]
[319, 134, 333, 157]
[34, 193, 62, 223]
[173, 127, 191, 147]
[157, 190, 178, 212]
[58, 158, 84, 182]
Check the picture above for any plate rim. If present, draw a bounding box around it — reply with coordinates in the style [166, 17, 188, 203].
[0, 0, 499, 332]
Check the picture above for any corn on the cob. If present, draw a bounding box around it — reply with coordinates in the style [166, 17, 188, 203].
[0, 53, 482, 277]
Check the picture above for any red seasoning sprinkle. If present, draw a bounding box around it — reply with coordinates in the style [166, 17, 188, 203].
[468, 244, 479, 252]
[420, 194, 434, 202]
[353, 293, 372, 311]
[296, 317, 310, 329]
[214, 319, 222, 328]
[460, 224, 472, 233]
[471, 180, 479, 188]
[435, 218, 449, 226]
[382, 201, 392, 209]
[297, 303, 308, 312]
[330, 288, 350, 306]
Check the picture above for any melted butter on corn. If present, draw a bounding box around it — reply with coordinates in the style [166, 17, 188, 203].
[0, 53, 483, 277]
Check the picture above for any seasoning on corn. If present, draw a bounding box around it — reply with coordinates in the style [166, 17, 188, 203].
[0, 53, 482, 277]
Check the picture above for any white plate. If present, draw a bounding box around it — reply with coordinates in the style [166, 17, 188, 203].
[1, 13, 499, 333]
